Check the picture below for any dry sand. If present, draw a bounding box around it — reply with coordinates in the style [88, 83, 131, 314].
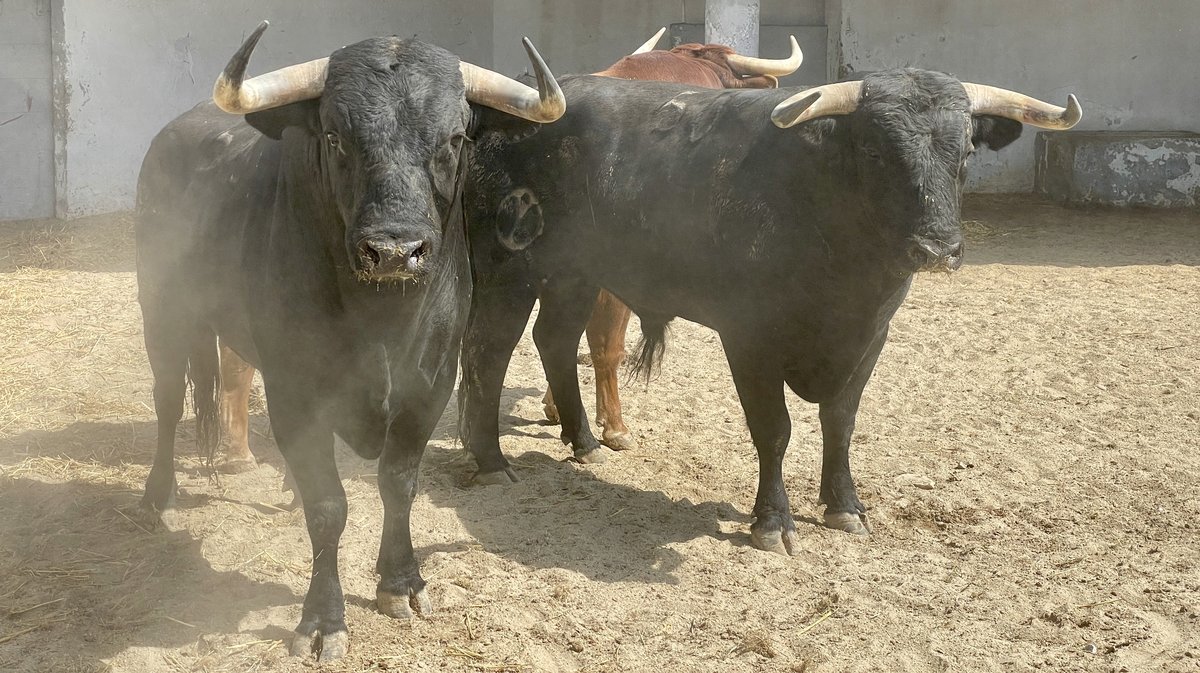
[0, 197, 1197, 672]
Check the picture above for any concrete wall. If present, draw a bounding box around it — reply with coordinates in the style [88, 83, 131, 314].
[833, 0, 1200, 192]
[9, 0, 1200, 220]
[1, 0, 54, 219]
[52, 0, 492, 218]
[492, 0, 824, 78]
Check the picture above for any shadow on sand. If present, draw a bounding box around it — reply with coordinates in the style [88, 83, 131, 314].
[0, 474, 298, 672]
[0, 378, 757, 670]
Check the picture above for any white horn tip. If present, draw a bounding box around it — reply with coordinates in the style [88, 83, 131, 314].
[771, 90, 822, 128]
[632, 27, 667, 55]
[1064, 94, 1083, 127]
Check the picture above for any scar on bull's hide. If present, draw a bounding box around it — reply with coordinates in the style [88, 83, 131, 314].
[652, 92, 718, 143]
[496, 188, 544, 251]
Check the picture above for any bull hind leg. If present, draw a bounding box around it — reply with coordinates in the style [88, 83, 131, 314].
[140, 317, 190, 514]
[533, 278, 606, 463]
[140, 315, 221, 514]
[217, 343, 258, 474]
[723, 338, 801, 556]
[459, 282, 538, 483]
[584, 290, 638, 451]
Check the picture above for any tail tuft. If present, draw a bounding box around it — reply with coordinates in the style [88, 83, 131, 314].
[187, 333, 222, 477]
[628, 313, 673, 383]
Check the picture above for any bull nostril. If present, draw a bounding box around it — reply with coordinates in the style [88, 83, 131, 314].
[358, 240, 382, 269]
[909, 241, 938, 266]
[399, 240, 429, 269]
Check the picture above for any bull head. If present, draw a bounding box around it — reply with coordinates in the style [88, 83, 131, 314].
[768, 73, 1081, 274]
[211, 22, 566, 283]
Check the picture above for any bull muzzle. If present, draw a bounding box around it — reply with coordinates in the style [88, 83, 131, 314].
[355, 235, 431, 281]
[907, 236, 964, 273]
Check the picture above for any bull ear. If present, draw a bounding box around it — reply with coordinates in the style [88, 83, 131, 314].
[245, 99, 321, 140]
[971, 115, 1023, 151]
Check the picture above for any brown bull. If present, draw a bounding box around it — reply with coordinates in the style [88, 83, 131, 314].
[542, 29, 802, 452]
[213, 29, 802, 470]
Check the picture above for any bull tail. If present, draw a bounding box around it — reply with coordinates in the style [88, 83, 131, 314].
[187, 331, 222, 475]
[628, 313, 673, 383]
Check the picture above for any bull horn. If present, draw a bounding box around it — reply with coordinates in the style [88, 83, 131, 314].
[459, 37, 565, 123]
[727, 35, 803, 77]
[963, 84, 1082, 130]
[771, 81, 862, 128]
[213, 21, 329, 114]
[632, 27, 667, 55]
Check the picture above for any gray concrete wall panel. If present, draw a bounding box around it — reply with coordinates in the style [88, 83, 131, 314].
[834, 0, 1200, 192]
[52, 0, 491, 218]
[1, 0, 54, 219]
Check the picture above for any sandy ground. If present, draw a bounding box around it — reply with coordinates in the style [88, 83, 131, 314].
[0, 197, 1197, 673]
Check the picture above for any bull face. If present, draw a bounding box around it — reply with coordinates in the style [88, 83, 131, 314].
[849, 70, 990, 274]
[318, 39, 470, 283]
[771, 69, 1078, 276]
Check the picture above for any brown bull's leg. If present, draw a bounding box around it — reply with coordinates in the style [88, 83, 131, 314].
[542, 388, 559, 424]
[585, 290, 638, 451]
[218, 343, 258, 473]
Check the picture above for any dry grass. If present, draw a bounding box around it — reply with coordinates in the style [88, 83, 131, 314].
[0, 213, 134, 272]
[960, 218, 999, 239]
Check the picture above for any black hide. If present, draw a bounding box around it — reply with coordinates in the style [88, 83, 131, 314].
[135, 37, 475, 660]
[459, 69, 1025, 552]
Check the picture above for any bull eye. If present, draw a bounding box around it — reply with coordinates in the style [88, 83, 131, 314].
[325, 132, 341, 152]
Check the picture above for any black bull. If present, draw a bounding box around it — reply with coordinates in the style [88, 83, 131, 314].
[459, 70, 1080, 554]
[135, 30, 562, 661]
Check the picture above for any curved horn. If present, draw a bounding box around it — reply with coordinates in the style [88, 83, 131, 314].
[963, 84, 1082, 130]
[632, 27, 667, 55]
[726, 35, 803, 77]
[213, 21, 329, 114]
[459, 37, 565, 123]
[771, 81, 862, 128]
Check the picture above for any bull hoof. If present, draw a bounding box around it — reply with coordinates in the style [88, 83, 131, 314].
[132, 503, 167, 531]
[543, 402, 560, 424]
[474, 467, 519, 485]
[377, 587, 433, 619]
[290, 628, 348, 662]
[601, 431, 638, 452]
[751, 527, 802, 556]
[217, 455, 258, 474]
[572, 446, 611, 465]
[824, 511, 871, 535]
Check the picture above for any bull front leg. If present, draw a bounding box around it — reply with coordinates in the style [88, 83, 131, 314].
[264, 382, 347, 662]
[815, 332, 887, 535]
[723, 337, 799, 556]
[374, 371, 456, 620]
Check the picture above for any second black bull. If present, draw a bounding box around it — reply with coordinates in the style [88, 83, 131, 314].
[459, 70, 1081, 554]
